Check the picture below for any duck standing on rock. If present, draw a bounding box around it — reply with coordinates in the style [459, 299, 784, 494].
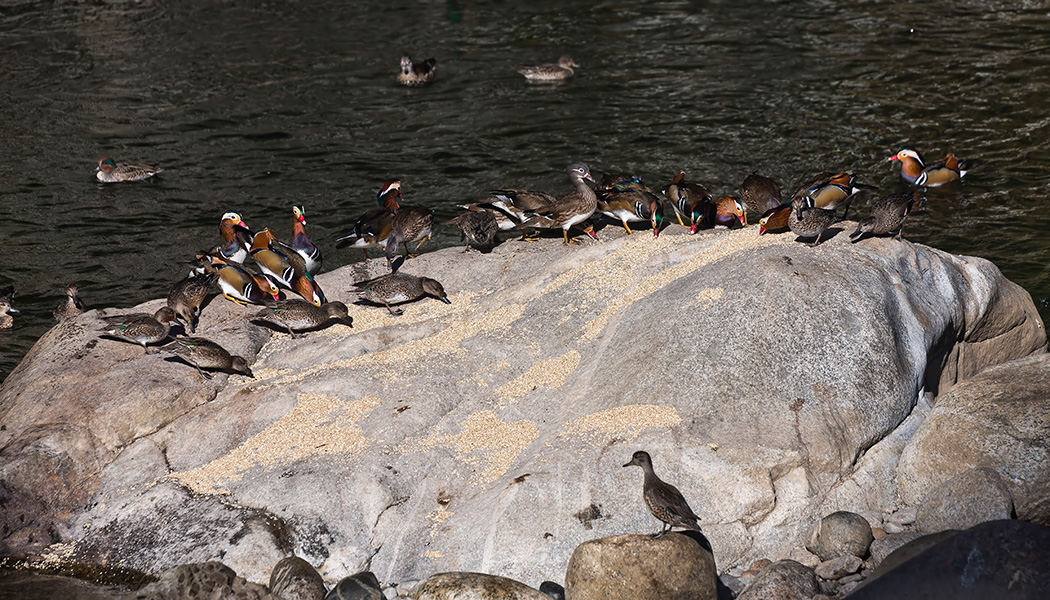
[214, 212, 253, 264]
[518, 56, 577, 83]
[888, 147, 968, 187]
[713, 195, 747, 228]
[398, 54, 437, 86]
[164, 337, 254, 379]
[443, 210, 499, 251]
[0, 286, 17, 329]
[739, 172, 782, 217]
[54, 283, 86, 321]
[788, 196, 840, 246]
[376, 179, 434, 264]
[94, 157, 163, 183]
[335, 202, 395, 260]
[597, 175, 664, 237]
[100, 306, 177, 353]
[624, 451, 703, 539]
[790, 172, 873, 219]
[664, 172, 714, 233]
[199, 254, 280, 306]
[249, 229, 325, 306]
[167, 272, 216, 333]
[483, 188, 557, 241]
[288, 206, 322, 274]
[850, 190, 921, 243]
[353, 271, 451, 316]
[519, 162, 599, 245]
[253, 300, 353, 337]
[758, 203, 792, 235]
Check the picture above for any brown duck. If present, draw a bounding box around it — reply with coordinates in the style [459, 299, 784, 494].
[167, 272, 216, 333]
[519, 162, 599, 245]
[850, 190, 920, 242]
[664, 172, 714, 233]
[398, 54, 436, 86]
[353, 272, 451, 316]
[739, 172, 782, 216]
[444, 210, 499, 250]
[377, 179, 434, 263]
[518, 56, 577, 82]
[788, 196, 840, 245]
[54, 283, 86, 322]
[624, 451, 702, 538]
[164, 336, 253, 379]
[100, 306, 178, 353]
[253, 300, 353, 337]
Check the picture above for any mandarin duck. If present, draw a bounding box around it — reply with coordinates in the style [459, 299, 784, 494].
[457, 200, 524, 233]
[888, 147, 968, 187]
[518, 162, 599, 245]
[200, 254, 280, 306]
[713, 195, 747, 228]
[398, 54, 437, 86]
[788, 196, 840, 245]
[100, 306, 177, 353]
[253, 300, 353, 337]
[739, 172, 782, 216]
[353, 272, 451, 316]
[664, 172, 715, 233]
[335, 206, 394, 260]
[215, 212, 253, 264]
[484, 188, 557, 241]
[54, 283, 86, 322]
[167, 272, 216, 333]
[94, 157, 163, 183]
[598, 173, 645, 193]
[289, 206, 322, 273]
[597, 183, 664, 237]
[789, 172, 874, 218]
[519, 56, 577, 82]
[758, 203, 792, 235]
[164, 337, 253, 380]
[250, 229, 325, 306]
[624, 451, 702, 539]
[851, 190, 921, 243]
[0, 286, 17, 329]
[443, 210, 499, 250]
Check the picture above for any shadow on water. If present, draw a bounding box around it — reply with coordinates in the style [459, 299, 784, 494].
[2, 0, 1050, 377]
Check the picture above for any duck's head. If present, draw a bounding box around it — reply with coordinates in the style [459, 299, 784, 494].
[650, 200, 664, 237]
[623, 450, 653, 470]
[567, 162, 594, 183]
[558, 56, 578, 69]
[293, 206, 306, 225]
[889, 147, 924, 165]
[377, 179, 403, 207]
[96, 157, 117, 173]
[422, 278, 452, 304]
[400, 55, 413, 73]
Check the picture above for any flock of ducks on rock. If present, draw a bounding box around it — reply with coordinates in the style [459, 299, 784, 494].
[3, 146, 969, 381]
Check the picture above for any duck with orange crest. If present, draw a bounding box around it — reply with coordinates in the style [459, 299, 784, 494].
[713, 195, 747, 229]
[888, 147, 968, 187]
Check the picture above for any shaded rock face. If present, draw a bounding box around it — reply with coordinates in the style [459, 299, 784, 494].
[914, 468, 1014, 533]
[897, 353, 1050, 524]
[737, 560, 817, 600]
[806, 511, 873, 561]
[324, 571, 381, 600]
[867, 532, 923, 570]
[411, 572, 549, 600]
[564, 533, 716, 600]
[127, 562, 280, 600]
[847, 520, 1050, 599]
[0, 228, 1045, 584]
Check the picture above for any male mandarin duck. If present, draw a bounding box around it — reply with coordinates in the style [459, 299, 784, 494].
[739, 172, 782, 216]
[99, 306, 177, 353]
[713, 195, 747, 228]
[289, 206, 322, 274]
[598, 172, 645, 193]
[758, 203, 792, 235]
[597, 176, 664, 237]
[335, 205, 394, 260]
[377, 179, 434, 263]
[851, 190, 921, 243]
[518, 162, 599, 245]
[663, 172, 714, 233]
[788, 196, 840, 246]
[215, 212, 253, 264]
[250, 229, 325, 306]
[790, 172, 874, 218]
[485, 189, 558, 241]
[519, 56, 577, 83]
[888, 147, 967, 187]
[94, 157, 163, 183]
[199, 254, 280, 306]
[398, 54, 437, 86]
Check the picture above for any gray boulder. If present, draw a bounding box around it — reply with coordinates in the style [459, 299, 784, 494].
[806, 512, 873, 561]
[411, 572, 549, 600]
[737, 560, 817, 600]
[813, 555, 861, 580]
[0, 229, 1045, 584]
[846, 520, 1050, 599]
[125, 562, 280, 600]
[271, 557, 327, 600]
[898, 353, 1050, 524]
[866, 531, 923, 570]
[564, 533, 716, 600]
[324, 571, 381, 600]
[915, 467, 1014, 533]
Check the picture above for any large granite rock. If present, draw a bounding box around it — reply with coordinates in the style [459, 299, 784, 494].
[846, 520, 1050, 599]
[737, 560, 817, 600]
[410, 572, 549, 600]
[564, 533, 716, 600]
[0, 227, 1045, 585]
[897, 352, 1050, 524]
[914, 468, 1014, 533]
[805, 511, 873, 561]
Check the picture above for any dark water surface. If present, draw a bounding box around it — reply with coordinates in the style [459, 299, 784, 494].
[2, 0, 1049, 377]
